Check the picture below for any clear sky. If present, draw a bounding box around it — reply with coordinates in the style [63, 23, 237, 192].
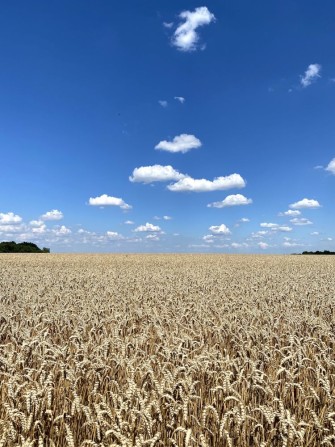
[1, 0, 334, 253]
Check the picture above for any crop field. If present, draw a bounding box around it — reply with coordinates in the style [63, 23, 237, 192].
[0, 254, 334, 447]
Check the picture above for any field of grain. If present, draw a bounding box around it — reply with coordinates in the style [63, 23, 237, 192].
[0, 254, 334, 447]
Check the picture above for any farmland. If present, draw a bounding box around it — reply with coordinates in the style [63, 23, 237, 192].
[0, 254, 334, 446]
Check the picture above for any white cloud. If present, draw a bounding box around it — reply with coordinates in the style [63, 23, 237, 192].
[0, 224, 25, 233]
[300, 63, 321, 87]
[130, 165, 185, 183]
[41, 210, 64, 221]
[106, 231, 124, 240]
[134, 222, 161, 233]
[174, 96, 185, 103]
[275, 226, 292, 232]
[124, 220, 134, 225]
[260, 222, 278, 228]
[88, 194, 132, 210]
[155, 134, 201, 154]
[53, 225, 71, 236]
[231, 242, 249, 248]
[290, 218, 313, 226]
[163, 22, 174, 29]
[325, 158, 335, 174]
[258, 242, 269, 250]
[163, 215, 172, 220]
[158, 100, 168, 108]
[172, 7, 215, 52]
[208, 194, 252, 208]
[240, 218, 250, 223]
[289, 198, 321, 209]
[0, 212, 23, 224]
[311, 231, 319, 235]
[209, 224, 231, 235]
[30, 220, 44, 227]
[203, 234, 215, 243]
[168, 173, 246, 192]
[32, 224, 47, 234]
[146, 234, 160, 241]
[283, 241, 302, 248]
[279, 210, 301, 217]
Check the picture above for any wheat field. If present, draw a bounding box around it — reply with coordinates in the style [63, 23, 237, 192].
[0, 254, 334, 447]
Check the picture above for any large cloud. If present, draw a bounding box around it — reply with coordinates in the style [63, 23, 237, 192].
[0, 212, 22, 224]
[289, 198, 321, 209]
[155, 134, 201, 153]
[172, 6, 215, 52]
[129, 165, 185, 183]
[88, 194, 132, 210]
[208, 194, 252, 208]
[168, 174, 246, 192]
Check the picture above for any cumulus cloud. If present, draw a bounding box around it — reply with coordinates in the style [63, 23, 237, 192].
[325, 158, 335, 174]
[289, 198, 321, 209]
[208, 194, 252, 208]
[41, 210, 64, 221]
[290, 218, 313, 226]
[88, 194, 132, 210]
[106, 231, 124, 240]
[174, 96, 185, 103]
[32, 224, 47, 234]
[209, 224, 231, 235]
[231, 242, 248, 248]
[300, 63, 321, 87]
[283, 241, 302, 248]
[146, 234, 160, 241]
[163, 215, 172, 220]
[0, 224, 25, 233]
[30, 220, 44, 227]
[0, 212, 23, 224]
[158, 100, 168, 108]
[260, 222, 278, 228]
[130, 165, 185, 183]
[258, 242, 269, 250]
[279, 209, 301, 217]
[155, 134, 201, 154]
[168, 173, 246, 192]
[203, 234, 215, 243]
[53, 225, 71, 236]
[172, 7, 215, 52]
[124, 220, 134, 225]
[134, 222, 161, 233]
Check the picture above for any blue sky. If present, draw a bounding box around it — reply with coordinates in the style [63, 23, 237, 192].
[0, 0, 334, 253]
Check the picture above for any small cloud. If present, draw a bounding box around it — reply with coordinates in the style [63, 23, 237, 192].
[134, 222, 161, 233]
[163, 215, 172, 220]
[290, 218, 313, 226]
[30, 220, 44, 227]
[325, 158, 335, 174]
[300, 63, 321, 87]
[155, 134, 201, 154]
[88, 194, 132, 210]
[258, 242, 269, 250]
[0, 212, 23, 224]
[158, 100, 168, 108]
[174, 96, 185, 103]
[41, 210, 63, 221]
[260, 222, 278, 228]
[53, 225, 71, 236]
[146, 234, 160, 241]
[130, 165, 185, 183]
[208, 194, 252, 208]
[283, 241, 302, 248]
[311, 231, 319, 235]
[239, 218, 250, 223]
[203, 234, 215, 243]
[163, 22, 174, 29]
[289, 198, 321, 209]
[172, 6, 216, 52]
[168, 173, 246, 192]
[32, 224, 47, 234]
[279, 210, 301, 217]
[106, 231, 124, 240]
[209, 224, 231, 235]
[124, 220, 134, 225]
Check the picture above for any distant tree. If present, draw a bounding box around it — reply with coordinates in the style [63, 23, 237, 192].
[0, 241, 50, 253]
